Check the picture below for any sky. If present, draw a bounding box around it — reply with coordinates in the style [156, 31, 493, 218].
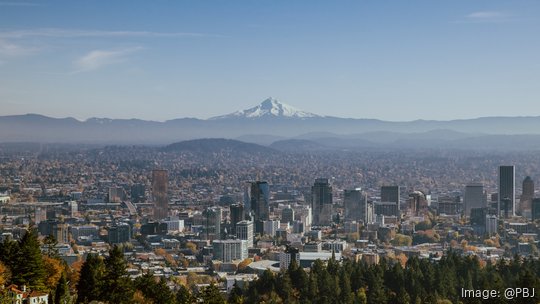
[0, 0, 539, 121]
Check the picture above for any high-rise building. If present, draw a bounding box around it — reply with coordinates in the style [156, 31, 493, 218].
[486, 215, 498, 235]
[407, 191, 427, 216]
[230, 203, 244, 235]
[250, 181, 270, 234]
[108, 223, 131, 244]
[212, 239, 248, 262]
[344, 188, 368, 223]
[280, 246, 300, 270]
[374, 202, 399, 217]
[311, 178, 333, 226]
[498, 165, 515, 217]
[108, 187, 125, 203]
[203, 207, 222, 241]
[381, 186, 400, 210]
[131, 183, 145, 203]
[281, 205, 295, 224]
[464, 183, 485, 217]
[152, 169, 168, 220]
[263, 220, 280, 236]
[236, 220, 254, 248]
[532, 198, 540, 221]
[437, 196, 460, 215]
[520, 176, 534, 218]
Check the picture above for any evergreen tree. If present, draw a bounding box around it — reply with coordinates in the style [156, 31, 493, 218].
[276, 271, 294, 303]
[13, 228, 47, 291]
[199, 283, 225, 304]
[0, 238, 19, 276]
[76, 253, 105, 304]
[339, 268, 353, 304]
[134, 273, 175, 304]
[43, 234, 60, 258]
[228, 281, 245, 304]
[176, 284, 194, 304]
[101, 245, 134, 304]
[366, 266, 387, 304]
[54, 272, 70, 304]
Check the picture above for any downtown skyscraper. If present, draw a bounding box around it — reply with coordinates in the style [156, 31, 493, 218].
[249, 181, 270, 234]
[311, 178, 333, 225]
[152, 169, 168, 220]
[499, 165, 515, 217]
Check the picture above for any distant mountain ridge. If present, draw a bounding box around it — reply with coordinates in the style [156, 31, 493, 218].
[3, 98, 540, 149]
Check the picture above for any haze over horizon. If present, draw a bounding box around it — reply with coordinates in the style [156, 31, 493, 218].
[1, 1, 539, 121]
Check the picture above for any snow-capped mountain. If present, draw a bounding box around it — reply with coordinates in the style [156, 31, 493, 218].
[210, 97, 320, 119]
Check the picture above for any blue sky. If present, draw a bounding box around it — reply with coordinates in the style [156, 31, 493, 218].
[0, 1, 539, 121]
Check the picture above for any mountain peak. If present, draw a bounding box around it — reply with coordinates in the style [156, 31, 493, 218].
[210, 98, 320, 120]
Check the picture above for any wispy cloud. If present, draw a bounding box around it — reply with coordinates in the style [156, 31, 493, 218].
[0, 1, 41, 6]
[457, 11, 512, 23]
[0, 38, 39, 57]
[73, 47, 143, 73]
[0, 28, 209, 39]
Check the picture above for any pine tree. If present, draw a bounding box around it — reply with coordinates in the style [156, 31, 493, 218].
[134, 273, 175, 304]
[228, 281, 244, 304]
[176, 284, 194, 304]
[199, 283, 225, 304]
[276, 271, 294, 303]
[101, 245, 134, 304]
[76, 253, 105, 304]
[54, 272, 70, 304]
[339, 268, 353, 304]
[0, 238, 19, 276]
[13, 228, 47, 291]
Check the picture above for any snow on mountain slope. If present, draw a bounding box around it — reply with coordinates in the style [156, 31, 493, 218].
[210, 97, 320, 119]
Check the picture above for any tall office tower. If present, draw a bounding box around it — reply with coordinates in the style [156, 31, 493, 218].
[520, 176, 534, 217]
[344, 188, 368, 223]
[464, 183, 485, 217]
[311, 178, 333, 226]
[250, 181, 270, 234]
[230, 203, 244, 235]
[131, 183, 145, 203]
[236, 220, 254, 248]
[281, 205, 295, 224]
[152, 169, 168, 220]
[381, 186, 400, 210]
[532, 198, 540, 221]
[498, 166, 515, 217]
[203, 207, 222, 241]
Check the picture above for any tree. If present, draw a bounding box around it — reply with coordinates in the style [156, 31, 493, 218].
[76, 254, 105, 303]
[54, 272, 70, 304]
[134, 273, 175, 304]
[13, 228, 47, 291]
[176, 284, 194, 304]
[391, 234, 413, 247]
[43, 234, 59, 258]
[199, 283, 225, 304]
[101, 245, 134, 303]
[0, 261, 10, 286]
[228, 281, 245, 304]
[276, 271, 294, 303]
[0, 238, 19, 276]
[43, 256, 64, 291]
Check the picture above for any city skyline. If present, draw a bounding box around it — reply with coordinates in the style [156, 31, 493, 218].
[1, 1, 539, 121]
